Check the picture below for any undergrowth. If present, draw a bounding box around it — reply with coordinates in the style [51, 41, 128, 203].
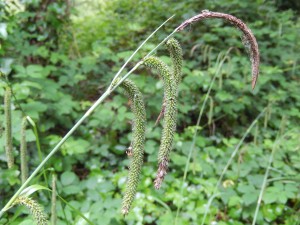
[0, 3, 299, 225]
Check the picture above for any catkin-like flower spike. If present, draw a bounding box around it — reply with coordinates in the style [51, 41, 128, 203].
[155, 38, 183, 125]
[165, 37, 183, 90]
[143, 57, 177, 189]
[20, 117, 28, 184]
[116, 78, 146, 215]
[13, 196, 48, 225]
[176, 10, 260, 89]
[4, 86, 14, 168]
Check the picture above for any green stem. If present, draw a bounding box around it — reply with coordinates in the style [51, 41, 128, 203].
[51, 174, 57, 225]
[20, 117, 28, 184]
[110, 15, 175, 86]
[4, 86, 14, 168]
[26, 116, 49, 187]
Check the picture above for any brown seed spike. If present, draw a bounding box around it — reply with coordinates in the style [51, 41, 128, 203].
[176, 10, 260, 89]
[154, 157, 168, 189]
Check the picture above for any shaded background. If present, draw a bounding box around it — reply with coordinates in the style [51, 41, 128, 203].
[0, 0, 299, 224]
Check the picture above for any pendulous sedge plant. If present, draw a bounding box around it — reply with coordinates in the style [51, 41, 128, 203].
[13, 196, 48, 225]
[0, 10, 260, 219]
[114, 78, 146, 215]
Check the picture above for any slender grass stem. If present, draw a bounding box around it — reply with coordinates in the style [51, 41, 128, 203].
[4, 86, 13, 168]
[20, 117, 28, 184]
[110, 15, 175, 86]
[26, 116, 49, 187]
[51, 174, 57, 225]
[150, 195, 174, 224]
[26, 117, 43, 163]
[267, 177, 300, 183]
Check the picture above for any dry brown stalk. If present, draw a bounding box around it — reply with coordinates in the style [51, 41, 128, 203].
[176, 10, 260, 89]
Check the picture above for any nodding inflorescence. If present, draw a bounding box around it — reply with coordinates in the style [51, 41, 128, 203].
[155, 38, 183, 125]
[143, 56, 178, 189]
[115, 78, 146, 215]
[165, 38, 183, 90]
[176, 10, 260, 89]
[13, 196, 48, 225]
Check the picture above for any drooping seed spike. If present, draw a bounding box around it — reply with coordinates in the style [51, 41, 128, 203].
[13, 196, 48, 225]
[116, 78, 146, 215]
[166, 37, 183, 89]
[154, 37, 183, 124]
[152, 38, 183, 125]
[143, 57, 178, 189]
[176, 11, 260, 89]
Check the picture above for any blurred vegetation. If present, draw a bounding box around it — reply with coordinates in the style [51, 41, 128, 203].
[0, 0, 299, 224]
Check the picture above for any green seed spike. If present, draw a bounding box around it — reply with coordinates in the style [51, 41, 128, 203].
[4, 86, 14, 168]
[116, 78, 146, 215]
[155, 38, 183, 125]
[143, 57, 177, 189]
[13, 196, 48, 225]
[165, 38, 183, 90]
[20, 117, 28, 184]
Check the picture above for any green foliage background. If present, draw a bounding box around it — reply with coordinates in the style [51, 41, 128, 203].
[0, 0, 299, 224]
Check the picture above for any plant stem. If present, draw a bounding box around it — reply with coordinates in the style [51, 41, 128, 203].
[4, 86, 14, 168]
[20, 117, 28, 184]
[110, 15, 175, 86]
[51, 174, 57, 225]
[26, 116, 49, 187]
